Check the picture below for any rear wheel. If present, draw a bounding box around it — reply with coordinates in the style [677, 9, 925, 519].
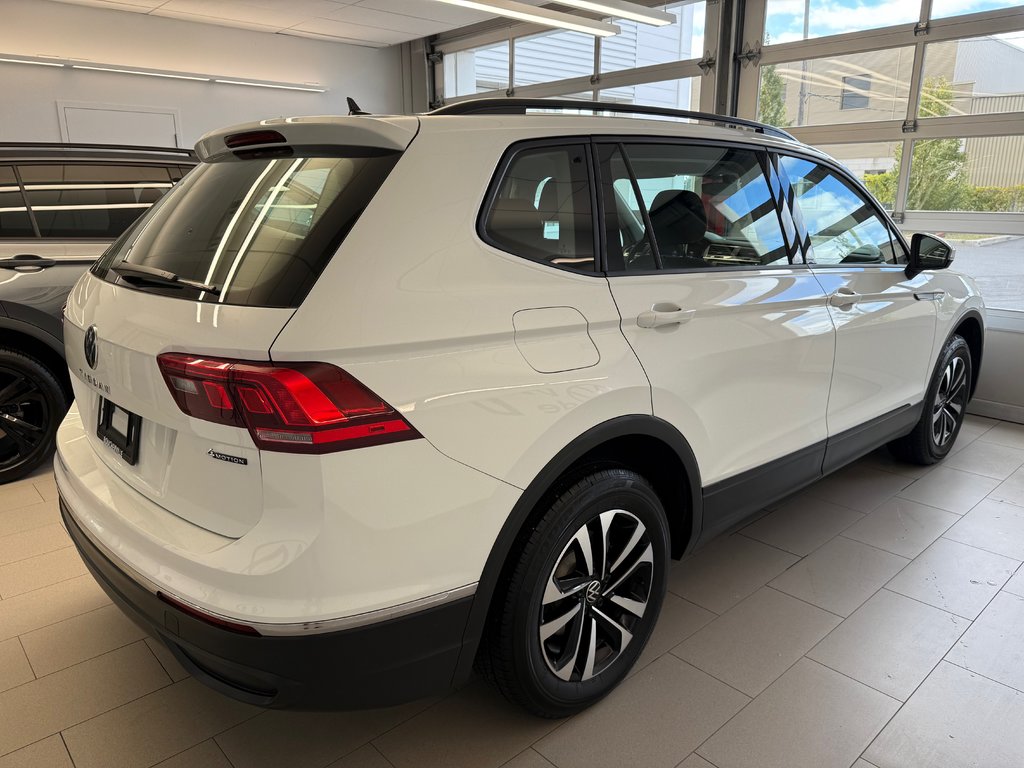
[0, 349, 68, 484]
[888, 334, 971, 465]
[481, 468, 669, 717]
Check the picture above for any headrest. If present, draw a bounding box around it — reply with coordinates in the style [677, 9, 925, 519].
[649, 189, 707, 246]
[537, 179, 559, 216]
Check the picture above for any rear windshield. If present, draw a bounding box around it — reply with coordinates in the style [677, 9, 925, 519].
[91, 151, 400, 308]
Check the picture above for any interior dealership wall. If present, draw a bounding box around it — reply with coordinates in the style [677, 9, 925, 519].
[0, 0, 404, 147]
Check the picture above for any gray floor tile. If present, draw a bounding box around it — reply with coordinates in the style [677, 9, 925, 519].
[374, 682, 559, 768]
[865, 662, 1024, 768]
[808, 589, 967, 700]
[803, 463, 914, 513]
[958, 414, 1000, 442]
[328, 744, 397, 768]
[946, 591, 1024, 692]
[769, 536, 908, 617]
[861, 448, 935, 481]
[0, 638, 33, 695]
[632, 593, 715, 675]
[851, 761, 880, 768]
[668, 533, 799, 614]
[673, 586, 840, 696]
[897, 467, 1000, 514]
[217, 701, 429, 768]
[500, 749, 556, 768]
[535, 655, 747, 768]
[1004, 564, 1024, 597]
[0, 642, 169, 757]
[20, 604, 146, 677]
[978, 421, 1024, 450]
[0, 735, 73, 768]
[943, 439, 1024, 480]
[842, 498, 959, 559]
[698, 658, 899, 768]
[63, 678, 259, 768]
[676, 756, 717, 768]
[741, 495, 863, 557]
[145, 637, 190, 683]
[153, 741, 233, 768]
[886, 537, 1019, 619]
[944, 498, 1024, 560]
[990, 466, 1024, 508]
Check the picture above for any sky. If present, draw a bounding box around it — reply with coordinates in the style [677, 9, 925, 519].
[764, 0, 1019, 43]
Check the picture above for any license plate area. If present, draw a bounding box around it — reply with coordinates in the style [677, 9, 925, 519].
[96, 398, 142, 465]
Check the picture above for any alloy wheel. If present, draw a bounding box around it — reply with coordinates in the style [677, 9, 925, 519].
[539, 509, 653, 682]
[0, 366, 49, 473]
[932, 356, 967, 447]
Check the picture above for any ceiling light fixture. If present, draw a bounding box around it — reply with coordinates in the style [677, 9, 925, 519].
[72, 64, 209, 81]
[0, 57, 64, 67]
[552, 0, 673, 25]
[431, 0, 620, 36]
[214, 79, 327, 93]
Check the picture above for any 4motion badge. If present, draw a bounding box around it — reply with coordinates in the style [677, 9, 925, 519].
[208, 449, 248, 466]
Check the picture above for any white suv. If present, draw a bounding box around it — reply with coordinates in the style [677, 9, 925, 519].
[55, 99, 985, 717]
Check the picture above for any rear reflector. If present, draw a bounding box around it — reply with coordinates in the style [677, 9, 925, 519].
[157, 353, 420, 454]
[158, 591, 261, 636]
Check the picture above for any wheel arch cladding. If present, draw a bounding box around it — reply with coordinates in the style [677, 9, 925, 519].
[0, 321, 72, 401]
[952, 311, 984, 398]
[453, 415, 702, 686]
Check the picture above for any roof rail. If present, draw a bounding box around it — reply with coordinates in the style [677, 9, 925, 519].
[0, 142, 196, 157]
[428, 98, 797, 142]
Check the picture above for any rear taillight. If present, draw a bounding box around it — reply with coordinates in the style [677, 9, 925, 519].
[157, 353, 420, 454]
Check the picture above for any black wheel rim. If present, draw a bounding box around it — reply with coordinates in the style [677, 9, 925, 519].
[932, 356, 967, 448]
[538, 509, 654, 682]
[0, 365, 50, 474]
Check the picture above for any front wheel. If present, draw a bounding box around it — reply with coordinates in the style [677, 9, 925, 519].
[481, 468, 669, 717]
[889, 334, 972, 465]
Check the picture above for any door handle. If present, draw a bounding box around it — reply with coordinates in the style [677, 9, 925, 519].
[637, 305, 695, 329]
[914, 290, 946, 301]
[0, 255, 58, 271]
[828, 287, 913, 308]
[828, 287, 860, 308]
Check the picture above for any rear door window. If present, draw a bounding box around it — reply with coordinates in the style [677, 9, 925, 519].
[92, 152, 401, 308]
[20, 164, 178, 239]
[0, 166, 35, 238]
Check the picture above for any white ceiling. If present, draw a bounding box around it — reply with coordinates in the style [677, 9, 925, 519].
[48, 0, 504, 47]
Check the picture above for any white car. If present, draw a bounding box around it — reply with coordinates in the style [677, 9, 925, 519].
[55, 99, 984, 717]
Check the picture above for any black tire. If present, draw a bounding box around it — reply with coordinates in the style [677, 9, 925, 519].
[0, 348, 68, 484]
[480, 468, 669, 717]
[888, 334, 971, 465]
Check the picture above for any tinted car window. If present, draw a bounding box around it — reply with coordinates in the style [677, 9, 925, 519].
[20, 164, 176, 239]
[92, 152, 401, 308]
[0, 165, 35, 238]
[483, 144, 595, 272]
[779, 155, 905, 265]
[601, 143, 790, 271]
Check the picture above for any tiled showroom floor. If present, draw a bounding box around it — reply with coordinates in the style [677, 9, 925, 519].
[3, 415, 1024, 768]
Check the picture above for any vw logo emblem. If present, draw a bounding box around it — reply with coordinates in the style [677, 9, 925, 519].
[84, 325, 98, 370]
[584, 580, 602, 605]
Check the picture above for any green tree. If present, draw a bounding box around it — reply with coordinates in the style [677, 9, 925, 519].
[863, 76, 969, 210]
[758, 63, 790, 128]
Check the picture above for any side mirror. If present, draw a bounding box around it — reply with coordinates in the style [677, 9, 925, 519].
[906, 233, 955, 279]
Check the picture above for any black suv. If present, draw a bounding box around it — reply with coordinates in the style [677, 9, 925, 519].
[0, 143, 195, 483]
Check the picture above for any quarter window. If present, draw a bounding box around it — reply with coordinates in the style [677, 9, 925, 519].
[19, 164, 177, 239]
[483, 145, 595, 272]
[780, 155, 906, 265]
[840, 75, 871, 110]
[600, 143, 791, 271]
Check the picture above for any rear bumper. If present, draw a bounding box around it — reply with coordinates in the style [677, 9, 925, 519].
[61, 497, 472, 709]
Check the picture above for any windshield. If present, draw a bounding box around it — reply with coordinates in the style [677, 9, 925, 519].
[92, 151, 400, 308]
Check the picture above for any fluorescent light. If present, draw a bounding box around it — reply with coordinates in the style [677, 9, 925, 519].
[72, 64, 209, 81]
[552, 0, 673, 25]
[214, 79, 327, 93]
[431, 0, 620, 36]
[0, 57, 64, 67]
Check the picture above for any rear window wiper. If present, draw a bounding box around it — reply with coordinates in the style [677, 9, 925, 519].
[111, 262, 220, 295]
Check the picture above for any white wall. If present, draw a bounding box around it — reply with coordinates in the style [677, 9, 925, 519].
[0, 0, 404, 147]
